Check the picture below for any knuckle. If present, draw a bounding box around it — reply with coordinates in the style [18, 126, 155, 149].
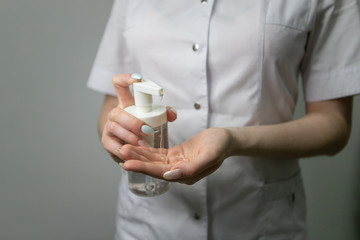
[107, 121, 118, 133]
[112, 75, 120, 84]
[112, 73, 130, 86]
[128, 134, 140, 145]
[130, 119, 145, 133]
[119, 144, 131, 156]
[109, 107, 121, 120]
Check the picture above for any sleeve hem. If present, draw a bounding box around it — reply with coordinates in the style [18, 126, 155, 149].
[87, 67, 117, 96]
[303, 66, 360, 102]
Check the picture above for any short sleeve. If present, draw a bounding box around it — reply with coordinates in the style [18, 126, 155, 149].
[87, 0, 126, 96]
[301, 0, 360, 102]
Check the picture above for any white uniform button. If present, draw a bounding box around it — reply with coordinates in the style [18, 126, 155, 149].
[194, 102, 201, 110]
[192, 43, 199, 52]
[201, 0, 208, 4]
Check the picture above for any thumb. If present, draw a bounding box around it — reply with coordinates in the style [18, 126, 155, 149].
[162, 151, 221, 182]
[163, 168, 183, 180]
[163, 161, 220, 184]
[112, 73, 142, 108]
[162, 161, 197, 180]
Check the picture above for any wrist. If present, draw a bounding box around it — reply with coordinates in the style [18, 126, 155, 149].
[206, 127, 236, 160]
[224, 127, 253, 157]
[222, 128, 235, 159]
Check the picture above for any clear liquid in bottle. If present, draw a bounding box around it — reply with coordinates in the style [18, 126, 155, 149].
[128, 123, 170, 197]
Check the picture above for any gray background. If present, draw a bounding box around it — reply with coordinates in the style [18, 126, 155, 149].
[0, 0, 359, 239]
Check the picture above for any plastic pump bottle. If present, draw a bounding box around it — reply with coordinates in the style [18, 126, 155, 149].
[124, 78, 170, 197]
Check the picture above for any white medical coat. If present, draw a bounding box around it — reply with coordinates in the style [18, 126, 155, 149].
[88, 0, 360, 239]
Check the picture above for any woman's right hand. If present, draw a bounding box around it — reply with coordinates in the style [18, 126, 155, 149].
[100, 73, 177, 164]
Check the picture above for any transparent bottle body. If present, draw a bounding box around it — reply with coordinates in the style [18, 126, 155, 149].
[128, 123, 170, 197]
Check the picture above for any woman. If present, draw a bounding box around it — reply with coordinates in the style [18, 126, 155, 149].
[88, 0, 360, 239]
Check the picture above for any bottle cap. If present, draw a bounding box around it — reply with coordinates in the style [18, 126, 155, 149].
[125, 78, 167, 128]
[133, 79, 163, 113]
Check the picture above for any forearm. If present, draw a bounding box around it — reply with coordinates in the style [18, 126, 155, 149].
[227, 98, 353, 159]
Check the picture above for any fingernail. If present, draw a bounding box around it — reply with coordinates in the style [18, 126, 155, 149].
[119, 162, 124, 168]
[169, 107, 177, 115]
[138, 139, 150, 146]
[131, 73, 142, 80]
[141, 125, 154, 134]
[129, 73, 142, 84]
[163, 169, 182, 180]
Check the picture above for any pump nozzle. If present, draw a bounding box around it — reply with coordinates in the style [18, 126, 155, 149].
[133, 79, 163, 113]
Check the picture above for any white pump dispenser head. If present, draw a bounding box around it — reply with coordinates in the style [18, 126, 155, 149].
[125, 79, 167, 128]
[133, 79, 164, 113]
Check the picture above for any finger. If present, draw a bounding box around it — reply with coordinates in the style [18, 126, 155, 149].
[120, 145, 169, 163]
[101, 134, 124, 164]
[123, 160, 173, 179]
[107, 119, 146, 146]
[108, 107, 152, 138]
[166, 106, 177, 122]
[112, 73, 142, 109]
[163, 151, 219, 181]
[120, 145, 154, 162]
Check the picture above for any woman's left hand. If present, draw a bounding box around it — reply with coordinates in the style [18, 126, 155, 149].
[119, 128, 233, 185]
[119, 97, 354, 184]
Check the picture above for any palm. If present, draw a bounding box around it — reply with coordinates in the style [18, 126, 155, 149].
[120, 128, 232, 184]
